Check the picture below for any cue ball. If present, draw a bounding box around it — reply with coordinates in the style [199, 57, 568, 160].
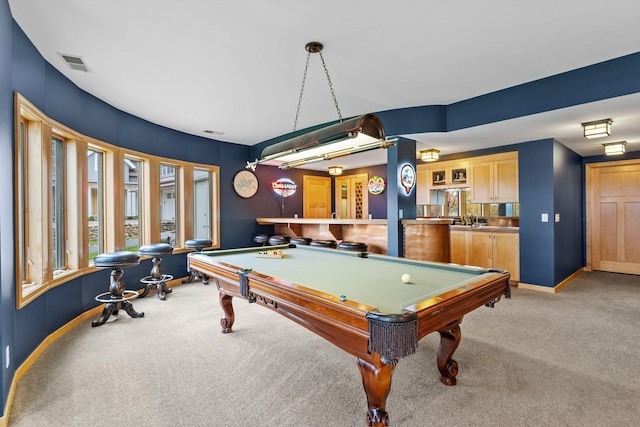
[401, 274, 411, 284]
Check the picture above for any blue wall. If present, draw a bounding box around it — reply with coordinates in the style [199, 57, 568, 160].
[3, 0, 640, 417]
[553, 141, 585, 283]
[0, 0, 15, 412]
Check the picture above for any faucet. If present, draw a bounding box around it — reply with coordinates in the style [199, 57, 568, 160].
[331, 212, 338, 219]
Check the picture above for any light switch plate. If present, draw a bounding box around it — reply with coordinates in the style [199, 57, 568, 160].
[541, 213, 548, 222]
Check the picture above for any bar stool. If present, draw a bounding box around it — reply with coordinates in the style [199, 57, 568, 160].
[290, 237, 312, 245]
[92, 251, 144, 327]
[310, 239, 337, 249]
[183, 238, 213, 284]
[138, 243, 174, 300]
[268, 235, 291, 246]
[253, 234, 270, 246]
[337, 241, 368, 252]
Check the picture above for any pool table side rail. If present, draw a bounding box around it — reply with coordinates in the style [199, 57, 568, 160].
[409, 272, 510, 339]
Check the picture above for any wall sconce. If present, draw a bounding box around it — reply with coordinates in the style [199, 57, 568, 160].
[328, 166, 343, 175]
[420, 149, 440, 162]
[603, 141, 626, 156]
[582, 119, 612, 139]
[247, 42, 393, 171]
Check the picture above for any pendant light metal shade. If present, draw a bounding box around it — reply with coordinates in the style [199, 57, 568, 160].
[260, 114, 390, 169]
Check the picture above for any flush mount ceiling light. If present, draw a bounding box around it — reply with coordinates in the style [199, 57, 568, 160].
[247, 42, 393, 170]
[328, 166, 343, 175]
[420, 149, 440, 162]
[603, 141, 626, 156]
[582, 119, 612, 139]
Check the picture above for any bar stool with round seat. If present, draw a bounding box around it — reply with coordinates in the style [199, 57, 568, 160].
[310, 239, 337, 249]
[290, 237, 312, 246]
[253, 234, 270, 246]
[92, 251, 144, 327]
[268, 235, 291, 246]
[182, 238, 213, 284]
[138, 243, 174, 300]
[337, 241, 368, 252]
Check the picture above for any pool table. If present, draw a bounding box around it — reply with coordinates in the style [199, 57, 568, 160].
[187, 244, 510, 426]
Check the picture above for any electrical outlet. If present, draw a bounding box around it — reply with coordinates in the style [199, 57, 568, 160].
[555, 213, 560, 222]
[5, 345, 9, 369]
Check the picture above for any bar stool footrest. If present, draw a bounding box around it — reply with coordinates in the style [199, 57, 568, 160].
[95, 290, 139, 303]
[139, 275, 174, 300]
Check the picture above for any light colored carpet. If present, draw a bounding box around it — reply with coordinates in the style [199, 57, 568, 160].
[8, 271, 640, 426]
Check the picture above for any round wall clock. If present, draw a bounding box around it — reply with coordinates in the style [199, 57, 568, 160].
[232, 170, 259, 198]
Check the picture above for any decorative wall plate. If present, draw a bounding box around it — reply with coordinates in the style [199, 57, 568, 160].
[233, 170, 259, 198]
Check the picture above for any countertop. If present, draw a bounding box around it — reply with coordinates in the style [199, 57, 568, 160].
[256, 218, 518, 232]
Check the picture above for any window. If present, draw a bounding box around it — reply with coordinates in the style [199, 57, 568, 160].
[14, 92, 220, 308]
[87, 148, 103, 261]
[52, 136, 66, 272]
[160, 164, 178, 245]
[124, 157, 142, 252]
[193, 169, 211, 239]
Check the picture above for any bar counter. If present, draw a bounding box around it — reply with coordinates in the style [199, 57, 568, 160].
[257, 218, 455, 257]
[256, 218, 389, 254]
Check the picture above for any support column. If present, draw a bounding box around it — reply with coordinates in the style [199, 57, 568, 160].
[386, 137, 417, 257]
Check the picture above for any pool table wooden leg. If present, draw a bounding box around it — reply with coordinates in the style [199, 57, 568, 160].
[219, 292, 235, 334]
[357, 356, 396, 427]
[437, 319, 462, 386]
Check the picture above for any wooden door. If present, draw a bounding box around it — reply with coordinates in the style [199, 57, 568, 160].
[494, 158, 519, 202]
[493, 232, 520, 281]
[416, 166, 430, 204]
[450, 230, 468, 265]
[587, 161, 640, 274]
[470, 162, 492, 203]
[468, 231, 493, 269]
[303, 175, 331, 219]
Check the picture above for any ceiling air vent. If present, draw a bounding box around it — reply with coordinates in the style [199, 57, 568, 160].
[58, 53, 91, 72]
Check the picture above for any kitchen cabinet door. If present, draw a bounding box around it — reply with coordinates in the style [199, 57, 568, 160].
[468, 231, 493, 268]
[450, 230, 468, 265]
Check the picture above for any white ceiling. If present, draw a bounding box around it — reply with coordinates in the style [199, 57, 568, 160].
[9, 0, 640, 171]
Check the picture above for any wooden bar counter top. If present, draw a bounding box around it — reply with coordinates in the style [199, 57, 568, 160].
[257, 218, 454, 258]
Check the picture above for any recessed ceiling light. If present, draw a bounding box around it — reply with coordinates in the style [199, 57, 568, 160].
[203, 130, 224, 135]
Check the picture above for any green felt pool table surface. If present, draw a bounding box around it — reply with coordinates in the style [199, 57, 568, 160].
[194, 244, 499, 314]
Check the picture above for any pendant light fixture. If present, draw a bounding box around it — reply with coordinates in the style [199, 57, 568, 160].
[247, 42, 392, 170]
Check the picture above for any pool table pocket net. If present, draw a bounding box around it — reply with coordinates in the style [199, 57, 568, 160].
[367, 312, 419, 364]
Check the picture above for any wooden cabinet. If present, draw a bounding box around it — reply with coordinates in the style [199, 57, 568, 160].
[450, 230, 468, 265]
[470, 157, 518, 203]
[493, 232, 520, 281]
[450, 229, 519, 281]
[430, 164, 468, 189]
[335, 173, 368, 219]
[416, 167, 430, 205]
[416, 162, 468, 205]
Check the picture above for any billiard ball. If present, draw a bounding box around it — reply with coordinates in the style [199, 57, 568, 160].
[401, 274, 411, 284]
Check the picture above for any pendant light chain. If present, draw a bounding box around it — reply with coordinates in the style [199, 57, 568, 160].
[293, 51, 311, 132]
[292, 44, 343, 133]
[318, 50, 343, 124]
